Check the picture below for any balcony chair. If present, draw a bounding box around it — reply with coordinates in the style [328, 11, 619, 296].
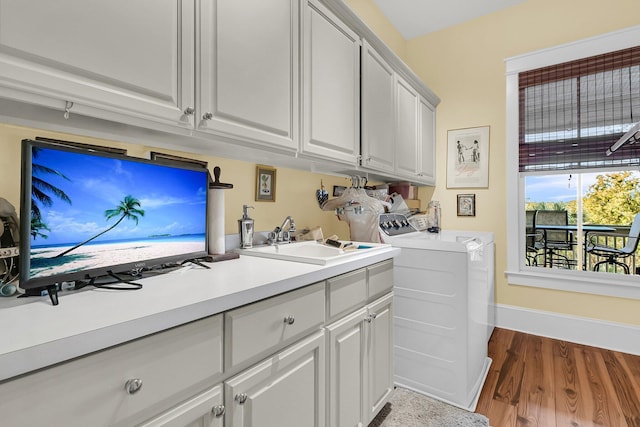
[525, 210, 542, 265]
[587, 213, 640, 274]
[534, 210, 576, 268]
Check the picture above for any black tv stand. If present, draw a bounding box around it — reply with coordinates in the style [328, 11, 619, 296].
[181, 257, 212, 269]
[47, 285, 59, 306]
[19, 284, 61, 306]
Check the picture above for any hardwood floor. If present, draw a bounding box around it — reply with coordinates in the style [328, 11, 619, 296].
[476, 328, 640, 427]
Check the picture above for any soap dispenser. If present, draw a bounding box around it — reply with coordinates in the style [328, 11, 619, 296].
[238, 205, 255, 248]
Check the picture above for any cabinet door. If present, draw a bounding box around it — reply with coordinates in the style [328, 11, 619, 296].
[395, 75, 420, 178]
[418, 97, 436, 184]
[302, 0, 360, 164]
[225, 331, 325, 427]
[326, 307, 367, 427]
[366, 293, 394, 423]
[198, 0, 298, 150]
[0, 0, 195, 127]
[139, 385, 224, 427]
[361, 41, 395, 173]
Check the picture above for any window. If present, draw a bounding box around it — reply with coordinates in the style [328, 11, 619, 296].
[506, 26, 640, 300]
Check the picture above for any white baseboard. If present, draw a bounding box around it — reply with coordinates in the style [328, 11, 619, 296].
[495, 304, 640, 356]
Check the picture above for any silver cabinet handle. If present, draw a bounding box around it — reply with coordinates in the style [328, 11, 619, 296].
[202, 112, 213, 120]
[365, 313, 378, 323]
[212, 405, 225, 417]
[235, 393, 248, 404]
[284, 315, 295, 325]
[124, 378, 143, 394]
[183, 107, 195, 115]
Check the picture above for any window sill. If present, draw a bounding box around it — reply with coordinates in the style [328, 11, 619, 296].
[505, 268, 640, 300]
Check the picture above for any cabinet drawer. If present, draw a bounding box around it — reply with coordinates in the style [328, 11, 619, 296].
[225, 282, 325, 370]
[0, 314, 223, 427]
[368, 259, 394, 300]
[327, 268, 367, 321]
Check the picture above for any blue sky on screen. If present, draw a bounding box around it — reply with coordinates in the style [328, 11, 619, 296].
[33, 147, 208, 245]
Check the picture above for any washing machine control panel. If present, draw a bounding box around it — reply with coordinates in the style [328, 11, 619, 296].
[378, 213, 418, 236]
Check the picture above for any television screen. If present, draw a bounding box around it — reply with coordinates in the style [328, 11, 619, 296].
[19, 139, 209, 290]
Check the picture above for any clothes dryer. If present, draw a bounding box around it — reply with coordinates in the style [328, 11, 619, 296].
[379, 213, 494, 411]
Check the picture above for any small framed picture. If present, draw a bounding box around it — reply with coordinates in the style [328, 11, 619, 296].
[457, 194, 476, 217]
[255, 165, 277, 202]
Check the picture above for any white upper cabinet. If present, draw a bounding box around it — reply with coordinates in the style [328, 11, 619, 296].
[395, 75, 420, 179]
[0, 0, 195, 127]
[197, 0, 299, 150]
[360, 39, 438, 185]
[419, 97, 437, 184]
[301, 0, 360, 164]
[0, 0, 439, 183]
[361, 41, 395, 173]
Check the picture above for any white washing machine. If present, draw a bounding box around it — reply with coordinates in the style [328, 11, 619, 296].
[379, 213, 495, 411]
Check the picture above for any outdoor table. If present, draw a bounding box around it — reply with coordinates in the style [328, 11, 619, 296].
[534, 224, 616, 269]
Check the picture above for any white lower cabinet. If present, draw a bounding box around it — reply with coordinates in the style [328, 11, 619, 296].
[0, 261, 393, 427]
[139, 385, 225, 427]
[224, 331, 326, 427]
[365, 293, 394, 422]
[325, 260, 394, 427]
[327, 307, 367, 427]
[327, 293, 393, 427]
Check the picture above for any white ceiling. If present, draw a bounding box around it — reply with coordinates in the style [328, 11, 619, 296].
[372, 0, 526, 39]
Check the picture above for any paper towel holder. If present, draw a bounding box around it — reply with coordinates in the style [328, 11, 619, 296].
[207, 166, 238, 261]
[209, 166, 233, 190]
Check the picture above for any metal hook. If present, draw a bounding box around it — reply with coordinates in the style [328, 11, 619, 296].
[63, 101, 74, 120]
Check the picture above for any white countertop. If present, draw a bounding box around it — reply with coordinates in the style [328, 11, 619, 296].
[0, 247, 399, 382]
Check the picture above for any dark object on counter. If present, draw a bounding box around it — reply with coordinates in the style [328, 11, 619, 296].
[326, 238, 343, 248]
[205, 252, 240, 262]
[427, 227, 440, 233]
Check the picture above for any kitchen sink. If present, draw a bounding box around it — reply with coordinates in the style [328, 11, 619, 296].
[236, 240, 390, 265]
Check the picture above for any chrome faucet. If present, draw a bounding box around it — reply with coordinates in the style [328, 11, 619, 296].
[268, 216, 296, 244]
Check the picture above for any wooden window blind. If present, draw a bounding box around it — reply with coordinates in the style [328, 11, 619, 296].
[519, 46, 640, 172]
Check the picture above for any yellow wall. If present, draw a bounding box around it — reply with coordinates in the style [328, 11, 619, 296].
[347, 0, 640, 325]
[0, 123, 351, 243]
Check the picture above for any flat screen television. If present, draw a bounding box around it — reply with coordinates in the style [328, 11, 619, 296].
[19, 139, 209, 295]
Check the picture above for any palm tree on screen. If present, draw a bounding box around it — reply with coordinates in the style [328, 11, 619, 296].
[54, 195, 145, 258]
[31, 147, 72, 237]
[30, 217, 51, 240]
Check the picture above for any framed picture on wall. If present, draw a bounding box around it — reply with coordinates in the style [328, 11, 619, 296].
[255, 165, 277, 202]
[457, 194, 476, 217]
[447, 126, 490, 188]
